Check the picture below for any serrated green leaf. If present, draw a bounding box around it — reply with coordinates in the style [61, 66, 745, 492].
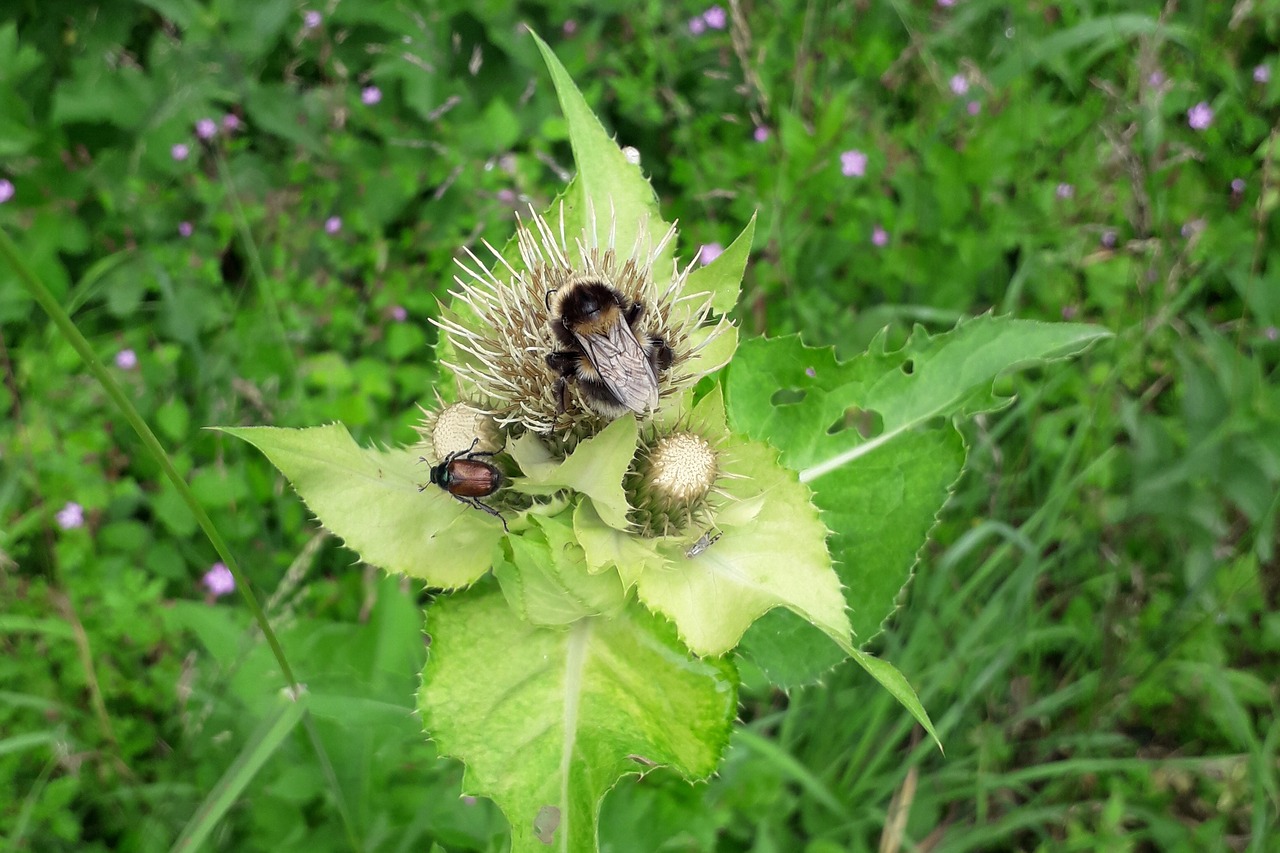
[728, 317, 1110, 480]
[682, 214, 756, 315]
[573, 499, 663, 588]
[495, 514, 628, 626]
[725, 317, 1108, 646]
[636, 438, 850, 657]
[831, 428, 965, 641]
[217, 424, 504, 588]
[737, 609, 847, 690]
[420, 585, 736, 852]
[682, 323, 739, 388]
[840, 640, 941, 753]
[528, 30, 672, 285]
[508, 415, 637, 530]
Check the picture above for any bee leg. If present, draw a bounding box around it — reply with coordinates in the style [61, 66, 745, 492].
[546, 351, 581, 414]
[624, 300, 645, 326]
[550, 375, 569, 413]
[547, 350, 579, 375]
[649, 336, 674, 372]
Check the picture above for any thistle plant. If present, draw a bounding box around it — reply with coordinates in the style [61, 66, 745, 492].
[221, 33, 1108, 852]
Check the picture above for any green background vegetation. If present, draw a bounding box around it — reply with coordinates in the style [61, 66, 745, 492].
[2, 0, 1277, 850]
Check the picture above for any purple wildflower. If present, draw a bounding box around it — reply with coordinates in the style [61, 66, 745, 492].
[1231, 178, 1245, 194]
[563, 19, 578, 35]
[171, 143, 190, 161]
[703, 6, 727, 29]
[202, 562, 236, 598]
[115, 349, 138, 370]
[967, 100, 981, 116]
[324, 216, 342, 234]
[949, 74, 969, 95]
[1061, 306, 1078, 320]
[938, 0, 956, 6]
[222, 113, 242, 132]
[1265, 326, 1279, 341]
[1187, 102, 1213, 130]
[1254, 65, 1270, 84]
[0, 179, 12, 204]
[55, 502, 85, 530]
[753, 125, 770, 142]
[1147, 70, 1166, 89]
[1101, 230, 1117, 248]
[698, 243, 724, 265]
[178, 221, 193, 238]
[1056, 183, 1074, 200]
[688, 16, 707, 35]
[303, 10, 322, 29]
[196, 118, 217, 140]
[390, 305, 407, 322]
[840, 149, 868, 177]
[871, 225, 889, 247]
[361, 86, 382, 106]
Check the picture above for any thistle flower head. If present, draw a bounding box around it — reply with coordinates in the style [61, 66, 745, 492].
[413, 400, 501, 462]
[436, 205, 729, 442]
[628, 424, 728, 538]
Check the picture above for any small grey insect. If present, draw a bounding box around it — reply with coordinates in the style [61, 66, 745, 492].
[684, 530, 722, 559]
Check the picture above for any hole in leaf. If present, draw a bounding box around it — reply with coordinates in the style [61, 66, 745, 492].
[901, 359, 915, 375]
[771, 387, 807, 406]
[826, 406, 884, 439]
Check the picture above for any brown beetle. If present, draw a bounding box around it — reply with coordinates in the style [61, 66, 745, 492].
[420, 438, 507, 530]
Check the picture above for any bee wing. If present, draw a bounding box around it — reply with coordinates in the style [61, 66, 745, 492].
[574, 321, 660, 413]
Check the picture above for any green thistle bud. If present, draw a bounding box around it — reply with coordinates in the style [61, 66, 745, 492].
[414, 401, 500, 462]
[630, 429, 720, 537]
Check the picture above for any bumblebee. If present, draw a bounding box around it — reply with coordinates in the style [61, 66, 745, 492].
[420, 438, 508, 531]
[545, 276, 674, 419]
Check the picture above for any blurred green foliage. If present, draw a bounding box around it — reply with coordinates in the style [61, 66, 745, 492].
[1, 0, 1277, 850]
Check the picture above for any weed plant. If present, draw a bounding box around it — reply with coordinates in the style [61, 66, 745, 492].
[1, 2, 1277, 851]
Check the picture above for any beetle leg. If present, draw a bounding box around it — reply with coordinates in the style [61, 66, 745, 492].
[460, 496, 509, 532]
[462, 437, 498, 461]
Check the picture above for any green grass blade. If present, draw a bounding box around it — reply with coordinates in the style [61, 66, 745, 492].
[0, 731, 60, 758]
[0, 226, 297, 688]
[170, 693, 307, 852]
[735, 728, 846, 817]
